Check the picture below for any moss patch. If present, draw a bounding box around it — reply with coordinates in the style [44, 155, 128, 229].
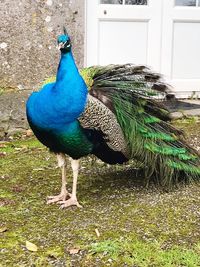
[1, 125, 200, 266]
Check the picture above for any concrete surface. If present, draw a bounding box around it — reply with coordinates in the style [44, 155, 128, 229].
[0, 0, 85, 91]
[165, 99, 200, 119]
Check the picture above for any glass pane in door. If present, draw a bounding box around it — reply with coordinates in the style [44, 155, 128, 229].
[175, 0, 196, 6]
[125, 0, 147, 4]
[100, 0, 123, 4]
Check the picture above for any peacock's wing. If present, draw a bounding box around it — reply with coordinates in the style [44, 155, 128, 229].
[79, 94, 130, 159]
[81, 64, 200, 186]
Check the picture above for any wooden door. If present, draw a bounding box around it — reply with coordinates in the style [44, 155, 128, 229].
[86, 0, 200, 96]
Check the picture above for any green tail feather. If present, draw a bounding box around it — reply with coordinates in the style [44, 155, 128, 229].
[113, 94, 200, 185]
[87, 64, 200, 186]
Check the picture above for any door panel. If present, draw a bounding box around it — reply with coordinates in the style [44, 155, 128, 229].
[172, 22, 200, 79]
[99, 20, 148, 65]
[161, 0, 200, 95]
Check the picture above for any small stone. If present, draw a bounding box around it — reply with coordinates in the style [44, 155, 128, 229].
[46, 0, 53, 6]
[0, 42, 8, 49]
[47, 27, 53, 32]
[68, 247, 80, 255]
[17, 84, 24, 90]
[2, 61, 8, 66]
[0, 152, 6, 157]
[0, 226, 8, 233]
[45, 16, 51, 23]
[26, 129, 33, 137]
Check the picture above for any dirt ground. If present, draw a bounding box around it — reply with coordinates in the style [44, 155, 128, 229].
[0, 118, 200, 266]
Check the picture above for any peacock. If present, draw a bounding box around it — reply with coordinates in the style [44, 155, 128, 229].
[26, 28, 200, 208]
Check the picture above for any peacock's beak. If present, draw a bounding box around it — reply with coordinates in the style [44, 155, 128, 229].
[57, 41, 71, 51]
[57, 42, 65, 50]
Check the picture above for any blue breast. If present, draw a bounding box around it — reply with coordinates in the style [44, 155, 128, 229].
[26, 50, 91, 157]
[27, 81, 87, 127]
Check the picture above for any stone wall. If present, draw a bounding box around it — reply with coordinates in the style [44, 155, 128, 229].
[0, 91, 29, 138]
[0, 0, 85, 137]
[0, 0, 85, 91]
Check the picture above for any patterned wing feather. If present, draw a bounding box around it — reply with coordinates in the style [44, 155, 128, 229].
[79, 95, 130, 158]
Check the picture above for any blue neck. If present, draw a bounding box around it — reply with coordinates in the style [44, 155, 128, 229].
[46, 50, 88, 123]
[56, 51, 79, 84]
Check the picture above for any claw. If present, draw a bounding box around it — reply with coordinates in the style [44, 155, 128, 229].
[46, 192, 71, 204]
[59, 198, 82, 209]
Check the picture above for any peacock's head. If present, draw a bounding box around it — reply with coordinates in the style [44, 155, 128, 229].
[57, 27, 71, 53]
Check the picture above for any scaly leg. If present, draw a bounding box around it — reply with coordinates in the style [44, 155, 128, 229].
[47, 153, 71, 204]
[59, 159, 82, 208]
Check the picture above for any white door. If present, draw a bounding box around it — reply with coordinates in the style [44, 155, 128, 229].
[85, 0, 163, 71]
[85, 0, 200, 97]
[161, 0, 200, 97]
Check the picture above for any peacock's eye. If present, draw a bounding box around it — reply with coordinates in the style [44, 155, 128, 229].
[65, 39, 71, 48]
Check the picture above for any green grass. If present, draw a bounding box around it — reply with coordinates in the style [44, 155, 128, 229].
[89, 239, 200, 267]
[0, 135, 200, 266]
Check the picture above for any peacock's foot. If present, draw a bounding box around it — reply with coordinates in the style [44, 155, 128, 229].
[58, 198, 82, 209]
[46, 192, 71, 204]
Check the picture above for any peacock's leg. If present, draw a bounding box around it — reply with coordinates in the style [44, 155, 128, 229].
[47, 153, 71, 204]
[59, 159, 82, 208]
